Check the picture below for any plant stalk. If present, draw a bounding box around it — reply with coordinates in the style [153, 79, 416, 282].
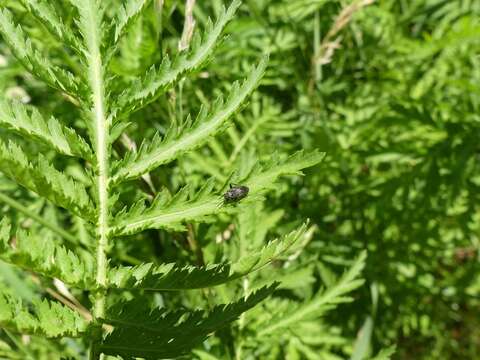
[83, 2, 110, 358]
[91, 42, 109, 318]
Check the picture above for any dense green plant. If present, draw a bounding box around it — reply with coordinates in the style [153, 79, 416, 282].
[0, 0, 377, 359]
[7, 0, 478, 359]
[198, 0, 480, 358]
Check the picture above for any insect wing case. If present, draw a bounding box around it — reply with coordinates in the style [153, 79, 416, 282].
[224, 185, 249, 203]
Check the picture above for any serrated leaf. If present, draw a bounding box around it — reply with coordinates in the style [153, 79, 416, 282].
[70, 0, 112, 155]
[0, 99, 93, 160]
[111, 179, 219, 235]
[111, 150, 323, 236]
[257, 251, 367, 336]
[106, 0, 151, 49]
[230, 224, 308, 276]
[108, 224, 307, 290]
[112, 56, 268, 185]
[0, 218, 95, 288]
[19, 0, 82, 53]
[241, 150, 326, 193]
[98, 285, 276, 359]
[114, 0, 242, 115]
[0, 292, 87, 338]
[70, 0, 103, 43]
[0, 8, 81, 96]
[109, 262, 230, 291]
[0, 140, 95, 221]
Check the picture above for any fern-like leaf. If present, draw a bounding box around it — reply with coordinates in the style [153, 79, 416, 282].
[114, 0, 242, 116]
[0, 99, 93, 160]
[105, 0, 151, 50]
[257, 251, 367, 336]
[98, 285, 276, 359]
[0, 218, 95, 288]
[108, 224, 307, 290]
[111, 179, 218, 235]
[0, 140, 95, 220]
[112, 56, 268, 185]
[241, 150, 326, 193]
[111, 150, 323, 236]
[230, 223, 308, 278]
[0, 292, 87, 338]
[109, 262, 230, 291]
[19, 0, 82, 53]
[0, 8, 81, 96]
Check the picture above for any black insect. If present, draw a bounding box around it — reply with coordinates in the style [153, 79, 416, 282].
[223, 184, 249, 203]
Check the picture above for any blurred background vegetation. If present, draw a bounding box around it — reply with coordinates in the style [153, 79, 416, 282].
[1, 0, 480, 359]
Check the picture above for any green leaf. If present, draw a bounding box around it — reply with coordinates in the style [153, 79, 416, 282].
[350, 316, 374, 360]
[69, 0, 103, 44]
[111, 56, 268, 185]
[230, 223, 308, 277]
[18, 0, 82, 52]
[257, 251, 367, 336]
[369, 346, 396, 360]
[0, 261, 37, 302]
[108, 224, 307, 290]
[70, 0, 111, 160]
[111, 150, 323, 236]
[114, 0, 242, 116]
[0, 218, 95, 288]
[0, 292, 87, 338]
[192, 350, 222, 360]
[106, 0, 151, 50]
[0, 8, 81, 96]
[111, 179, 219, 235]
[98, 285, 276, 359]
[109, 262, 230, 291]
[0, 99, 93, 160]
[0, 140, 95, 221]
[270, 0, 329, 22]
[241, 150, 326, 193]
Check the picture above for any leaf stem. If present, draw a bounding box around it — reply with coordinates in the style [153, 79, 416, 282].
[91, 39, 109, 313]
[186, 223, 204, 266]
[228, 113, 269, 164]
[82, 1, 110, 358]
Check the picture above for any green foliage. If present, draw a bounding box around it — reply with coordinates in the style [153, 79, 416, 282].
[0, 0, 342, 359]
[107, 0, 152, 49]
[0, 292, 87, 338]
[0, 99, 92, 159]
[221, 250, 368, 359]
[112, 150, 323, 235]
[114, 0, 242, 116]
[9, 0, 476, 358]
[109, 224, 307, 290]
[112, 55, 268, 184]
[0, 140, 94, 220]
[257, 251, 366, 337]
[18, 0, 81, 52]
[202, 0, 478, 358]
[370, 346, 396, 360]
[98, 285, 276, 359]
[0, 218, 94, 288]
[0, 7, 81, 96]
